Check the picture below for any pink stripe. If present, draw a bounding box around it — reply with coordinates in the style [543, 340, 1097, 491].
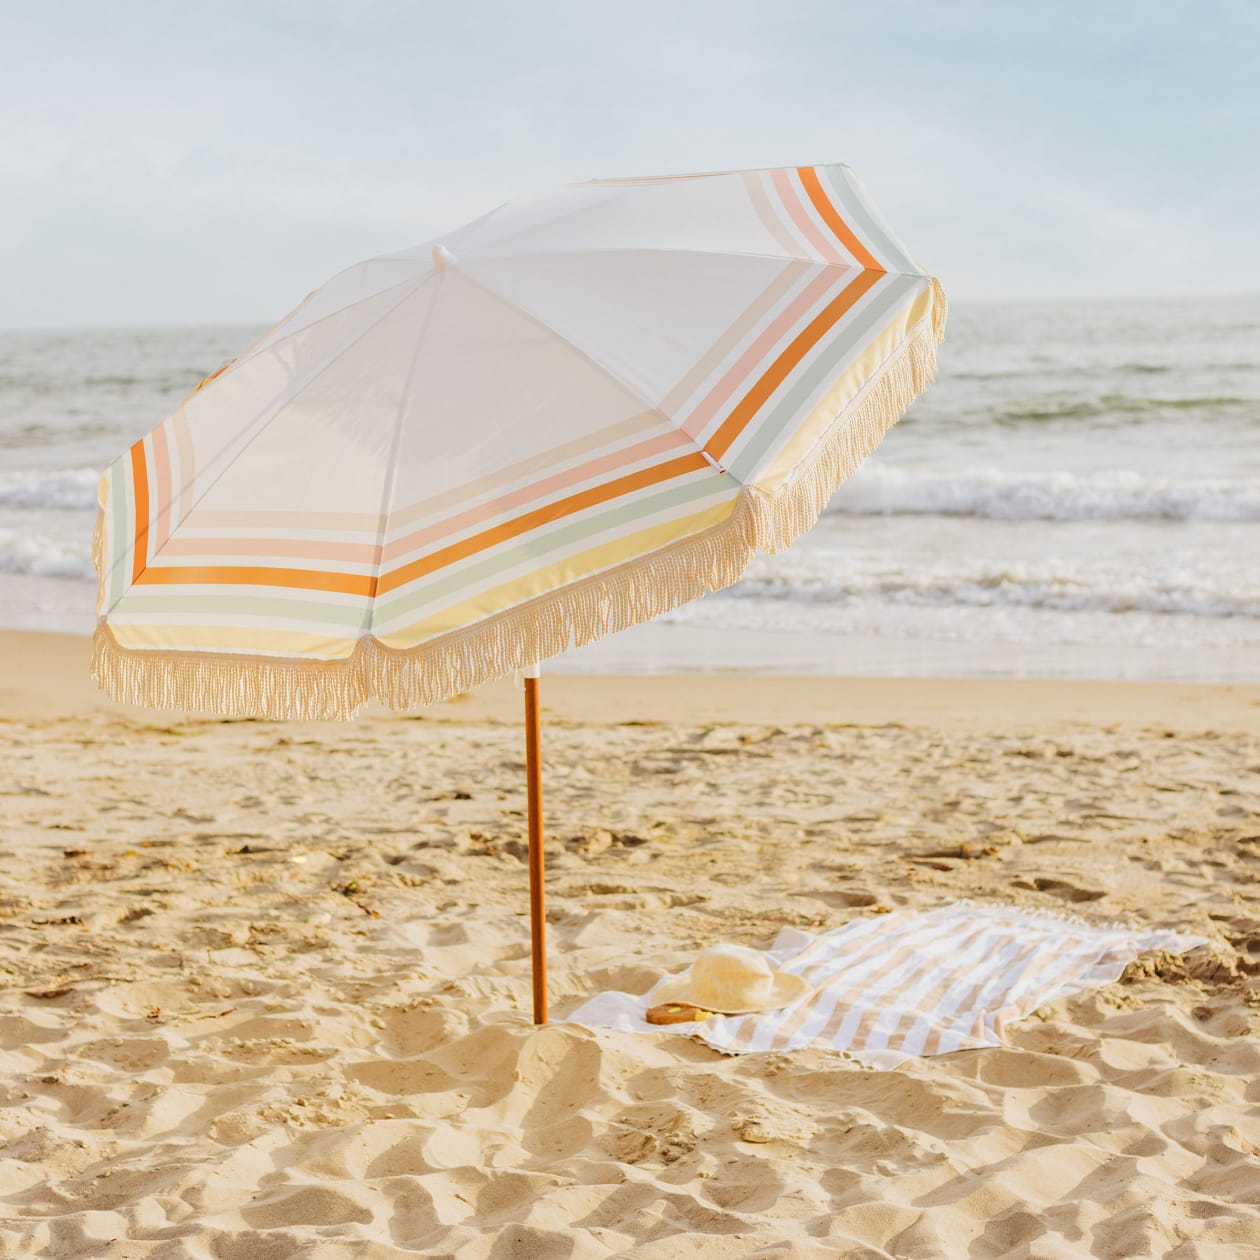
[679, 269, 842, 440]
[152, 427, 694, 567]
[157, 535, 378, 564]
[151, 423, 173, 551]
[381, 427, 692, 563]
[770, 169, 845, 265]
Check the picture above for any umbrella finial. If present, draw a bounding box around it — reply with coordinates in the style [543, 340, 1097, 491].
[432, 244, 457, 272]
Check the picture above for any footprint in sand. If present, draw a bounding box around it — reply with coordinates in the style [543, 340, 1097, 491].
[1012, 876, 1107, 903]
[802, 890, 879, 909]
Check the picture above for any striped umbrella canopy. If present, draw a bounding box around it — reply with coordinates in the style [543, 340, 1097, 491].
[91, 163, 946, 1021]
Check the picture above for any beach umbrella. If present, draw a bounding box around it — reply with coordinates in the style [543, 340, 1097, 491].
[91, 164, 946, 1023]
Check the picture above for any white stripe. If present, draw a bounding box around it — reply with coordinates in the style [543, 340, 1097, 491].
[862, 921, 1006, 1053]
[666, 266, 855, 445]
[785, 167, 865, 268]
[904, 933, 1042, 1056]
[836, 922, 992, 1058]
[918, 934, 1034, 1056]
[762, 914, 963, 1053]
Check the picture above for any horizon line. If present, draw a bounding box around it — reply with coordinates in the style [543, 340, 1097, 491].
[4, 288, 1260, 336]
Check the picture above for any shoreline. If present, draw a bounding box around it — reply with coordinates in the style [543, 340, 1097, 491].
[5, 567, 1260, 689]
[3, 629, 1260, 733]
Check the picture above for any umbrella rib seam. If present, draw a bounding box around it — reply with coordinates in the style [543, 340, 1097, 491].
[370, 282, 445, 611]
[214, 269, 431, 383]
[452, 265, 750, 489]
[453, 243, 924, 278]
[138, 281, 427, 582]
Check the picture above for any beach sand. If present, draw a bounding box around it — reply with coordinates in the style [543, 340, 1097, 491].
[1, 630, 1258, 1257]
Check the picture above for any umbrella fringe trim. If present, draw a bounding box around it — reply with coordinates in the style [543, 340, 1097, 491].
[91, 288, 944, 721]
[91, 509, 105, 609]
[750, 278, 944, 555]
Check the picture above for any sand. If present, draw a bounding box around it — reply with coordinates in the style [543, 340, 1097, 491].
[1, 630, 1258, 1258]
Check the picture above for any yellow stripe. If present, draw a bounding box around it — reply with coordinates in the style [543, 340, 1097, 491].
[377, 499, 737, 649]
[107, 623, 359, 660]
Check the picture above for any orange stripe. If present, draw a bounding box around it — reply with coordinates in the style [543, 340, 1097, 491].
[133, 451, 710, 597]
[377, 451, 709, 595]
[382, 427, 692, 564]
[138, 562, 375, 597]
[796, 167, 883, 273]
[193, 360, 232, 392]
[129, 440, 150, 585]
[707, 267, 884, 460]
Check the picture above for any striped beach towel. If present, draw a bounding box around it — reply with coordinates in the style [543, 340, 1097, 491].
[566, 902, 1206, 1067]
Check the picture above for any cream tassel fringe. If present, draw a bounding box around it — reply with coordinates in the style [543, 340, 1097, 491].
[93, 290, 946, 722]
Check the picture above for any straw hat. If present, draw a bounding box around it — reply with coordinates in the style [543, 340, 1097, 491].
[652, 944, 812, 1016]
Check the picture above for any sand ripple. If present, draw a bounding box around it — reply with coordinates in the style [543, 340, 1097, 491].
[1, 704, 1258, 1255]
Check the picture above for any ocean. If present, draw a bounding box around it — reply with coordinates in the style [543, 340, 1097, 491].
[2, 296, 1258, 682]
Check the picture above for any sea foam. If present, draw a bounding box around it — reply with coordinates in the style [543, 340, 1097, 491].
[829, 465, 1260, 522]
[0, 467, 99, 511]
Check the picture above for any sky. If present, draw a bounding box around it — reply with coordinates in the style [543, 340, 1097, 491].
[1, 1, 1257, 327]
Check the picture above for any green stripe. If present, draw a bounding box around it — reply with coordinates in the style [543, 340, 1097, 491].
[823, 166, 918, 274]
[113, 592, 367, 627]
[108, 476, 738, 633]
[376, 474, 738, 625]
[728, 274, 923, 481]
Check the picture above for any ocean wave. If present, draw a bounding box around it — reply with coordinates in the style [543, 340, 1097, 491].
[990, 394, 1253, 424]
[0, 467, 100, 510]
[829, 466, 1260, 522]
[721, 568, 1260, 620]
[0, 532, 94, 581]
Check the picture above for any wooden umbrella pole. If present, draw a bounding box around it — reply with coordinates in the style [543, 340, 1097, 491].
[523, 667, 547, 1024]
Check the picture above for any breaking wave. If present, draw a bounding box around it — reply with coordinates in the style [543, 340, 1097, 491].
[829, 466, 1260, 522]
